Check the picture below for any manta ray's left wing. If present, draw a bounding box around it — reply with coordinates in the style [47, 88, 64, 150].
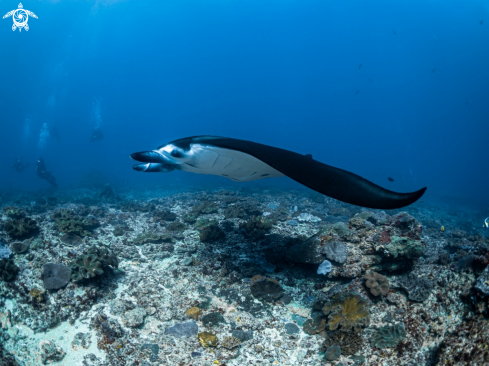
[3, 10, 14, 19]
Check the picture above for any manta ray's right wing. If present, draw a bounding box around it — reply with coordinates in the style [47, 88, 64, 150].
[3, 10, 14, 19]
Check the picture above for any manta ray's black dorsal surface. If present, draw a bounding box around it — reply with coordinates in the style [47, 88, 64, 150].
[131, 136, 426, 209]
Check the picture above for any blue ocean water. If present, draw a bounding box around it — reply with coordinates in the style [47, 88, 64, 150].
[1, 0, 488, 208]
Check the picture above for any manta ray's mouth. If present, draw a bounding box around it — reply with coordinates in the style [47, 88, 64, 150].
[130, 151, 175, 164]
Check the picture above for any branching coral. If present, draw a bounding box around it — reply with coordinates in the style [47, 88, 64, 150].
[364, 271, 389, 296]
[322, 292, 369, 331]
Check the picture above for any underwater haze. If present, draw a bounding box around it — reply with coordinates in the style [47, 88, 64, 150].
[3, 1, 489, 365]
[0, 0, 488, 207]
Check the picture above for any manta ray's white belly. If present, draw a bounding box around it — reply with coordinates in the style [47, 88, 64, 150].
[178, 144, 285, 182]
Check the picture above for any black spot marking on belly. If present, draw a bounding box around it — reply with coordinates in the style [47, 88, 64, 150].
[261, 173, 270, 177]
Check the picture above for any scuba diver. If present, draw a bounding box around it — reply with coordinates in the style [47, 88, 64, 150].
[90, 127, 104, 142]
[36, 158, 58, 188]
[12, 158, 29, 173]
[50, 125, 61, 141]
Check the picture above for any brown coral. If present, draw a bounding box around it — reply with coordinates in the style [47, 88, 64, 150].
[322, 292, 369, 332]
[322, 331, 364, 356]
[303, 317, 327, 335]
[250, 277, 284, 302]
[186, 307, 201, 321]
[364, 271, 389, 296]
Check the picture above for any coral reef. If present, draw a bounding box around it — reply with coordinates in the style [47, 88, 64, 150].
[199, 222, 225, 242]
[42, 263, 71, 290]
[185, 307, 201, 320]
[370, 322, 406, 348]
[69, 247, 118, 282]
[153, 210, 177, 222]
[397, 273, 434, 302]
[3, 217, 38, 239]
[321, 240, 348, 264]
[364, 271, 389, 296]
[318, 260, 332, 275]
[438, 316, 489, 365]
[322, 331, 364, 356]
[386, 236, 424, 259]
[166, 221, 187, 232]
[59, 233, 83, 246]
[132, 232, 172, 244]
[0, 258, 18, 281]
[475, 265, 489, 295]
[239, 216, 274, 239]
[324, 345, 341, 361]
[10, 239, 31, 254]
[193, 201, 218, 214]
[322, 292, 369, 331]
[39, 340, 65, 364]
[0, 186, 487, 366]
[198, 331, 218, 347]
[303, 316, 326, 335]
[2, 206, 25, 219]
[250, 276, 284, 302]
[224, 206, 244, 219]
[51, 209, 99, 236]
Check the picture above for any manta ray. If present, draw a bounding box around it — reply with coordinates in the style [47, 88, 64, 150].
[130, 136, 426, 209]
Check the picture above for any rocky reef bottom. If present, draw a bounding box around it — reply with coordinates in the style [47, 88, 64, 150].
[0, 184, 488, 366]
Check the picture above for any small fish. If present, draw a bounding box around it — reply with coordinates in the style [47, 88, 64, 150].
[355, 90, 360, 95]
[431, 68, 436, 73]
[359, 63, 363, 69]
[480, 20, 484, 25]
[392, 29, 396, 35]
[388, 177, 394, 182]
[483, 217, 489, 228]
[441, 226, 445, 232]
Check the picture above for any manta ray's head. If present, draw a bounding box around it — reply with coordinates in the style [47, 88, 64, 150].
[130, 138, 196, 172]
